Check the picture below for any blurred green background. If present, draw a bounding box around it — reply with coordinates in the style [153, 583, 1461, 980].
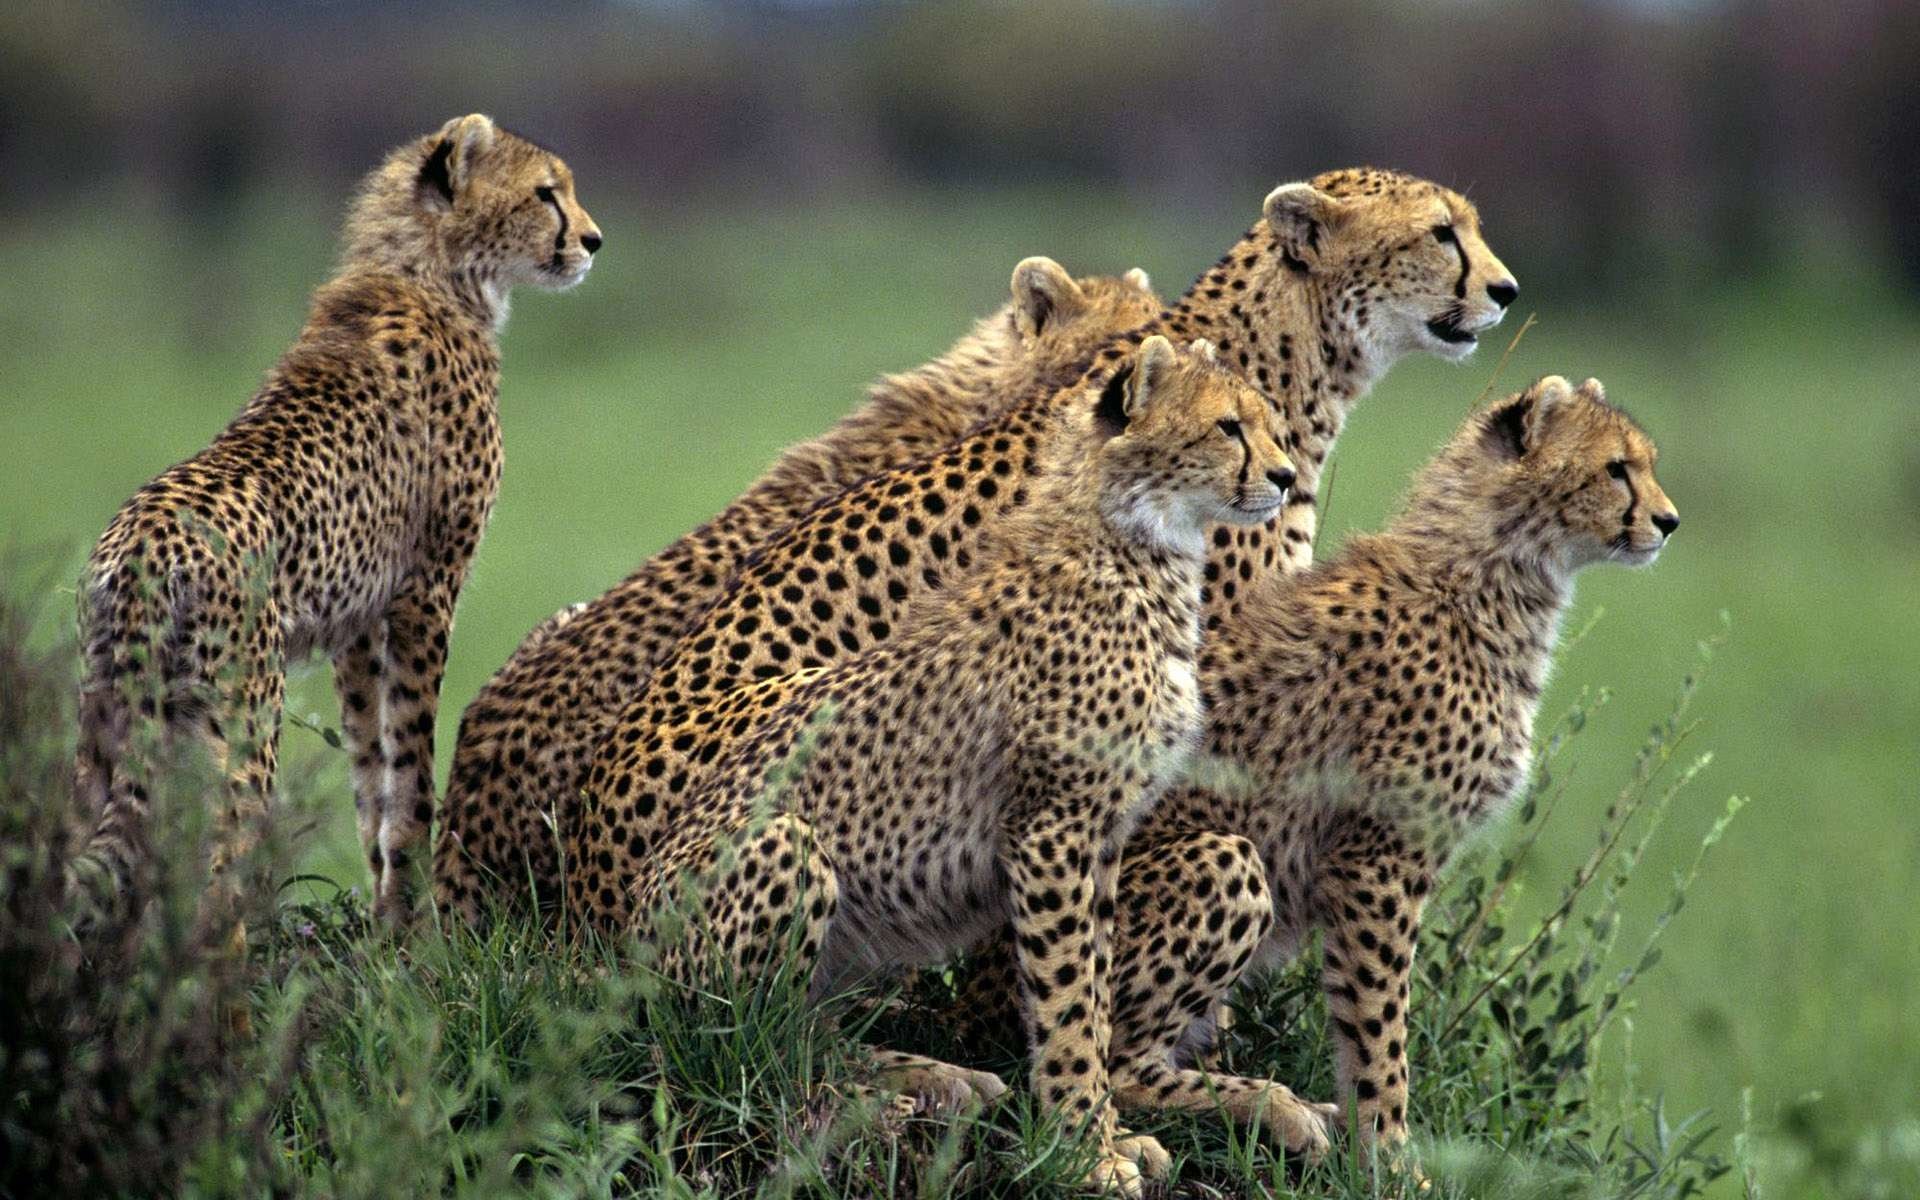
[3, 0, 1917, 1192]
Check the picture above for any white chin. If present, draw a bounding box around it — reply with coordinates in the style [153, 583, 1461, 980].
[1615, 546, 1663, 567]
[1220, 502, 1283, 526]
[1431, 333, 1479, 361]
[535, 263, 591, 291]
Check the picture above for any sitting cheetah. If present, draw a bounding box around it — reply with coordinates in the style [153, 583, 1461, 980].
[962, 376, 1681, 1161]
[70, 114, 601, 927]
[563, 168, 1515, 891]
[591, 337, 1293, 1196]
[434, 258, 1160, 920]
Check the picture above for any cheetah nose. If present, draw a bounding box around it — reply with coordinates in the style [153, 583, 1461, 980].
[1486, 280, 1519, 309]
[580, 231, 603, 255]
[1652, 511, 1680, 538]
[1267, 467, 1296, 493]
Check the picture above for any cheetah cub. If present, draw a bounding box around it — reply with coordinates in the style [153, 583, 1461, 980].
[1070, 376, 1679, 1160]
[436, 258, 1158, 922]
[71, 114, 601, 928]
[587, 337, 1292, 1197]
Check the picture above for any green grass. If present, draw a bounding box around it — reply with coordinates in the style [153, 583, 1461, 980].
[3, 189, 1917, 1194]
[0, 579, 1741, 1197]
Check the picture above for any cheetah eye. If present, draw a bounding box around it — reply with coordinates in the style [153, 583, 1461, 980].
[534, 185, 556, 203]
[1217, 418, 1242, 437]
[1432, 224, 1457, 244]
[1606, 460, 1628, 480]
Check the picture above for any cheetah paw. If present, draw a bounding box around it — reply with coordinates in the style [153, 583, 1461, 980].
[1112, 1128, 1172, 1179]
[1082, 1152, 1146, 1197]
[1379, 1135, 1430, 1189]
[873, 1058, 1008, 1115]
[1261, 1088, 1339, 1162]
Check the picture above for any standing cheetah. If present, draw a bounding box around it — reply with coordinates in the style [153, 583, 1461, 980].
[589, 337, 1293, 1196]
[556, 168, 1515, 905]
[968, 377, 1681, 1161]
[70, 114, 601, 927]
[434, 258, 1160, 920]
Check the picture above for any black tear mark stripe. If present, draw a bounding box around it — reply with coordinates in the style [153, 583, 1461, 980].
[1452, 237, 1472, 300]
[544, 190, 569, 256]
[1232, 427, 1253, 489]
[1620, 464, 1640, 528]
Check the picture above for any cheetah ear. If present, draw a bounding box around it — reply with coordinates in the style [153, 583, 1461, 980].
[1483, 375, 1574, 460]
[1125, 335, 1179, 418]
[1124, 266, 1152, 291]
[1262, 182, 1349, 267]
[420, 113, 497, 210]
[1011, 257, 1086, 340]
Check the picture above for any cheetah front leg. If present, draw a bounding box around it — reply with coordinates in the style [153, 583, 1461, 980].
[1316, 837, 1431, 1156]
[1106, 831, 1338, 1162]
[1005, 774, 1171, 1197]
[366, 566, 461, 924]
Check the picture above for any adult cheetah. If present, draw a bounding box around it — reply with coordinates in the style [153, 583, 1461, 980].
[965, 376, 1681, 1161]
[435, 259, 1160, 919]
[70, 114, 601, 927]
[591, 337, 1293, 1196]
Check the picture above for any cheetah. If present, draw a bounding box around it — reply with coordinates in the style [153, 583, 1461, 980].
[434, 258, 1160, 920]
[557, 168, 1514, 895]
[586, 336, 1294, 1196]
[962, 376, 1681, 1162]
[69, 114, 601, 928]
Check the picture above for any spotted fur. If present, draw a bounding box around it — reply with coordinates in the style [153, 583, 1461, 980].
[580, 337, 1290, 1196]
[70, 114, 601, 929]
[960, 377, 1678, 1159]
[552, 169, 1512, 912]
[434, 260, 1160, 920]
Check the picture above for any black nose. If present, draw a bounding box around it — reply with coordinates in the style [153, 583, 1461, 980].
[1267, 467, 1296, 492]
[1486, 280, 1518, 308]
[580, 232, 603, 255]
[1652, 511, 1679, 537]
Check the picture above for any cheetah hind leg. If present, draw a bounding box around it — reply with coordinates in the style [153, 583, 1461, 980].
[1108, 831, 1338, 1164]
[641, 815, 1008, 1116]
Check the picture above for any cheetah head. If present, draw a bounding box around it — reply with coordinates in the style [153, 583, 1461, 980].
[1473, 376, 1679, 572]
[1096, 336, 1296, 556]
[352, 114, 603, 303]
[421, 114, 602, 292]
[1262, 167, 1517, 365]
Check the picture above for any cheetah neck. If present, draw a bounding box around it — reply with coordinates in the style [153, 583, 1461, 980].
[997, 467, 1209, 635]
[1233, 530, 1572, 711]
[1388, 528, 1572, 697]
[1098, 480, 1213, 561]
[1140, 227, 1375, 568]
[338, 216, 509, 334]
[438, 265, 511, 332]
